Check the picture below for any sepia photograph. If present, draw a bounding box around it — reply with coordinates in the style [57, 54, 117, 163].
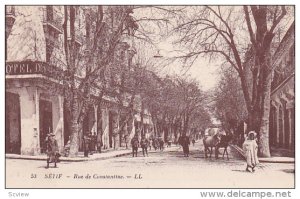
[4, 4, 295, 189]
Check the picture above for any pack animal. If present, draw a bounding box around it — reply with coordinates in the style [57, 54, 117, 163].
[215, 133, 233, 160]
[203, 133, 221, 158]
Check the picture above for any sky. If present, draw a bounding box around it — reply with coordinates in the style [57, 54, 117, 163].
[133, 5, 294, 92]
[156, 41, 220, 91]
[133, 6, 221, 91]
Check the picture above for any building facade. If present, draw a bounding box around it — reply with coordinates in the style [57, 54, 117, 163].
[269, 23, 295, 151]
[5, 6, 152, 155]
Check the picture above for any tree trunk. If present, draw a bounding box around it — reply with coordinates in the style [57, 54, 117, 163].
[69, 96, 80, 157]
[183, 113, 189, 136]
[69, 119, 79, 157]
[258, 68, 272, 157]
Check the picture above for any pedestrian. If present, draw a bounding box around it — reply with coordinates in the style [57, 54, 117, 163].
[158, 137, 164, 151]
[96, 132, 103, 153]
[83, 133, 91, 157]
[153, 137, 158, 150]
[167, 138, 171, 147]
[131, 134, 139, 157]
[180, 135, 190, 157]
[149, 138, 152, 150]
[124, 135, 129, 149]
[192, 138, 196, 146]
[242, 131, 259, 172]
[88, 132, 96, 155]
[140, 135, 149, 157]
[64, 136, 71, 157]
[45, 133, 60, 168]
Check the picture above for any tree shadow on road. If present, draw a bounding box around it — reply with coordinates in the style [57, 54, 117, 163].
[281, 169, 295, 174]
[231, 169, 251, 173]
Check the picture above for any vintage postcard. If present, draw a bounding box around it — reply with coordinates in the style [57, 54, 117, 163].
[5, 5, 295, 189]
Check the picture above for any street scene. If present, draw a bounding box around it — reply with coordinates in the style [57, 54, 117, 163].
[5, 5, 295, 188]
[6, 141, 294, 188]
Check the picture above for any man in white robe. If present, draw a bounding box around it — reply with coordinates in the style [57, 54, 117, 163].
[243, 131, 259, 172]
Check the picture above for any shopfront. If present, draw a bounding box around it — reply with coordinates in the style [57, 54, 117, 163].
[6, 61, 65, 155]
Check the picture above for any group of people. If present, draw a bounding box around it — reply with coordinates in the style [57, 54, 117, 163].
[130, 133, 194, 158]
[83, 133, 98, 157]
[78, 132, 104, 157]
[151, 137, 165, 151]
[131, 134, 149, 157]
[130, 135, 167, 157]
[44, 129, 259, 173]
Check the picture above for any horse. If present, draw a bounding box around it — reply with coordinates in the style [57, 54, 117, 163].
[215, 133, 233, 160]
[203, 133, 221, 158]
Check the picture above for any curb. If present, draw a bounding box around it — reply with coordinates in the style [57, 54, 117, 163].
[5, 146, 181, 162]
[6, 151, 133, 162]
[230, 144, 294, 164]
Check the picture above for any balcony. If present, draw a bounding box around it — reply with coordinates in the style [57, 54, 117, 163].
[43, 8, 63, 34]
[68, 28, 84, 47]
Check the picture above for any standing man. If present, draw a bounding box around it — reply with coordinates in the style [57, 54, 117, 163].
[158, 137, 164, 151]
[243, 131, 259, 172]
[96, 132, 103, 153]
[140, 135, 149, 157]
[181, 135, 190, 157]
[45, 133, 59, 168]
[149, 138, 152, 151]
[83, 133, 91, 157]
[131, 134, 139, 157]
[89, 132, 96, 155]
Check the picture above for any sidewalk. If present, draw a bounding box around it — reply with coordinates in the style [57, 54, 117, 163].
[5, 145, 180, 162]
[230, 144, 295, 163]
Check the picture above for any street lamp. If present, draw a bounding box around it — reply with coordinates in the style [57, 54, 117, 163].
[153, 50, 163, 58]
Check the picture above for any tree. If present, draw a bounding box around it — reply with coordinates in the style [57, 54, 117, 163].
[171, 6, 294, 157]
[60, 6, 139, 156]
[61, 5, 183, 154]
[58, 5, 179, 156]
[176, 77, 206, 135]
[213, 66, 247, 132]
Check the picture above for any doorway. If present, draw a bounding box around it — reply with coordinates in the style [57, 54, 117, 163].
[39, 99, 53, 153]
[5, 92, 21, 154]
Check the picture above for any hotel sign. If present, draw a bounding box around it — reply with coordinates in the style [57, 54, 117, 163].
[5, 61, 64, 77]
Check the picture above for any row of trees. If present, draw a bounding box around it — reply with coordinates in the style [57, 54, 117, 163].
[142, 74, 212, 141]
[212, 66, 247, 133]
[169, 5, 294, 157]
[46, 6, 211, 157]
[44, 5, 294, 157]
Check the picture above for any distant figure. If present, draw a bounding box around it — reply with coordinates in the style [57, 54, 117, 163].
[153, 138, 159, 150]
[83, 133, 91, 157]
[158, 137, 164, 151]
[179, 135, 190, 157]
[45, 133, 59, 168]
[140, 136, 149, 157]
[96, 132, 103, 153]
[192, 138, 196, 146]
[124, 135, 129, 149]
[243, 131, 259, 172]
[64, 136, 71, 157]
[131, 134, 139, 157]
[89, 132, 96, 155]
[167, 138, 172, 147]
[149, 138, 152, 150]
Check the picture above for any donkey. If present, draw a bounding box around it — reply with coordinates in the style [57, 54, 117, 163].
[203, 133, 221, 158]
[215, 133, 233, 160]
